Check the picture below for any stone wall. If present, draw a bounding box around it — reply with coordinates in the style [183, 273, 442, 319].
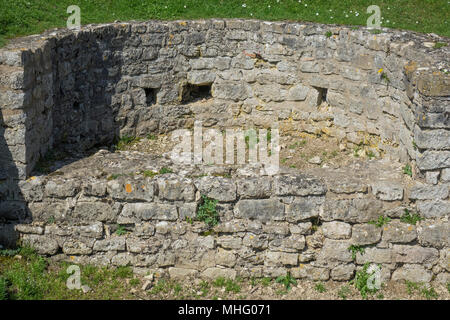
[0, 19, 449, 282]
[9, 153, 450, 283]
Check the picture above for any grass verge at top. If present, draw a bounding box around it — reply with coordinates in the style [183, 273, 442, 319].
[0, 0, 449, 47]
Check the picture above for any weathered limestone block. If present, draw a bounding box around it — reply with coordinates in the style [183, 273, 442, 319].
[72, 201, 122, 223]
[168, 267, 199, 280]
[417, 221, 449, 248]
[274, 174, 327, 196]
[351, 224, 382, 245]
[291, 264, 330, 281]
[126, 237, 161, 254]
[44, 179, 80, 198]
[285, 196, 324, 222]
[119, 203, 178, 223]
[157, 176, 196, 202]
[93, 237, 126, 252]
[316, 239, 353, 264]
[392, 245, 439, 264]
[216, 236, 242, 250]
[371, 182, 404, 201]
[21, 234, 59, 255]
[416, 200, 450, 218]
[107, 179, 154, 202]
[236, 177, 272, 199]
[382, 220, 417, 243]
[264, 251, 298, 267]
[417, 151, 450, 170]
[194, 176, 236, 202]
[330, 264, 355, 281]
[215, 248, 237, 267]
[322, 221, 352, 239]
[356, 248, 393, 264]
[321, 199, 383, 223]
[391, 264, 433, 283]
[62, 239, 94, 255]
[201, 267, 236, 280]
[409, 183, 449, 200]
[234, 199, 285, 222]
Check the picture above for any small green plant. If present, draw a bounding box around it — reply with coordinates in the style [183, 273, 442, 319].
[129, 278, 140, 287]
[350, 263, 380, 299]
[412, 140, 418, 150]
[159, 167, 173, 174]
[261, 277, 272, 287]
[212, 277, 226, 287]
[402, 164, 412, 177]
[196, 195, 219, 227]
[421, 286, 438, 300]
[381, 72, 390, 83]
[225, 279, 241, 293]
[115, 225, 127, 236]
[367, 150, 375, 159]
[325, 31, 332, 38]
[314, 282, 326, 293]
[114, 266, 133, 279]
[198, 280, 210, 297]
[368, 215, 391, 228]
[405, 280, 420, 295]
[446, 282, 450, 294]
[338, 285, 351, 300]
[47, 216, 56, 224]
[433, 42, 447, 49]
[348, 245, 365, 261]
[0, 249, 21, 257]
[107, 173, 121, 180]
[185, 216, 194, 224]
[147, 134, 157, 140]
[116, 135, 141, 150]
[401, 209, 423, 225]
[142, 170, 158, 178]
[369, 29, 382, 34]
[275, 272, 297, 291]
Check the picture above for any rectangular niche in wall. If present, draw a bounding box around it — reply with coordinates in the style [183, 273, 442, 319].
[313, 86, 328, 106]
[144, 88, 157, 106]
[181, 83, 212, 104]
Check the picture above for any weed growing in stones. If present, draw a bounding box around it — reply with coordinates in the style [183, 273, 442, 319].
[261, 277, 272, 287]
[116, 135, 141, 151]
[402, 164, 412, 177]
[348, 245, 365, 261]
[368, 215, 391, 228]
[159, 167, 173, 174]
[405, 280, 420, 295]
[115, 225, 127, 236]
[350, 263, 380, 299]
[434, 42, 447, 49]
[401, 209, 423, 225]
[338, 285, 351, 300]
[325, 31, 332, 38]
[275, 272, 297, 291]
[421, 287, 438, 300]
[196, 195, 219, 227]
[314, 282, 326, 293]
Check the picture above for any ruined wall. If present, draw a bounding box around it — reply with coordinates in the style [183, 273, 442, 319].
[0, 19, 449, 282]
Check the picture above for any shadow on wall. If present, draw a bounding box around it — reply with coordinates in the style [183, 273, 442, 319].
[0, 111, 26, 249]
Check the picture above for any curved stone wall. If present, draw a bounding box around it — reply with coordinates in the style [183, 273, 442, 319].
[0, 19, 448, 283]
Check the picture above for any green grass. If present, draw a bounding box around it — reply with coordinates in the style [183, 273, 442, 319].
[0, 1, 448, 47]
[115, 135, 141, 151]
[115, 224, 127, 236]
[0, 247, 138, 300]
[338, 285, 351, 300]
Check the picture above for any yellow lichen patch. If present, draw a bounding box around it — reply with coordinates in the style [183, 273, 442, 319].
[26, 176, 36, 182]
[249, 235, 254, 240]
[70, 256, 75, 261]
[179, 21, 187, 26]
[384, 227, 389, 231]
[299, 263, 305, 269]
[408, 226, 414, 231]
[125, 183, 132, 193]
[378, 68, 383, 74]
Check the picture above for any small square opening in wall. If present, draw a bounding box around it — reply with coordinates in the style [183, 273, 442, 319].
[181, 83, 212, 104]
[313, 86, 328, 106]
[144, 88, 157, 106]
